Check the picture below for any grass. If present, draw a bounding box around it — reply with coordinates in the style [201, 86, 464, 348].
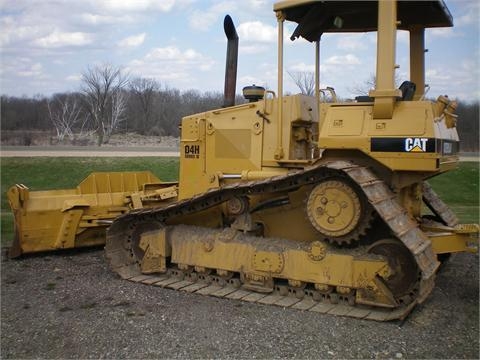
[427, 162, 479, 223]
[1, 158, 478, 247]
[1, 157, 178, 210]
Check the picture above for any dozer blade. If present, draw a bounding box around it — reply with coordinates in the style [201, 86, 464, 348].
[6, 171, 177, 258]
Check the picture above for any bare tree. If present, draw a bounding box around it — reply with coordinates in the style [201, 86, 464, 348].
[156, 87, 182, 136]
[288, 71, 315, 96]
[47, 93, 81, 141]
[130, 77, 159, 134]
[81, 64, 129, 145]
[349, 74, 374, 96]
[350, 73, 402, 96]
[110, 89, 128, 135]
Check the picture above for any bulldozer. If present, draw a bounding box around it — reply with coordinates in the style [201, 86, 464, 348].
[7, 0, 478, 321]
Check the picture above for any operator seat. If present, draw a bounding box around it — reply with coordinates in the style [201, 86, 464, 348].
[355, 81, 417, 102]
[398, 81, 416, 101]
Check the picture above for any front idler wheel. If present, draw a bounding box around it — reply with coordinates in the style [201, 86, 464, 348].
[368, 239, 419, 303]
[128, 221, 163, 267]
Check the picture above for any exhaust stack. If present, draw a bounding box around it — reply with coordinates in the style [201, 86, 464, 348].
[223, 15, 238, 107]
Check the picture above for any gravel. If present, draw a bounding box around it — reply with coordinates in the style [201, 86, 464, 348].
[1, 249, 478, 359]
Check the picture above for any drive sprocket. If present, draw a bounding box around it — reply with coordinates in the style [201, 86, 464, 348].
[306, 177, 373, 245]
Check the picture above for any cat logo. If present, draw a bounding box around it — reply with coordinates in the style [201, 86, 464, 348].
[405, 138, 428, 152]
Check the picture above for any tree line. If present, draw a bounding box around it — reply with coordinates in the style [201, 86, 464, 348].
[455, 101, 479, 152]
[1, 64, 232, 146]
[1, 64, 478, 151]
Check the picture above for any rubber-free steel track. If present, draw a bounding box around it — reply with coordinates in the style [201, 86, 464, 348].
[106, 161, 440, 321]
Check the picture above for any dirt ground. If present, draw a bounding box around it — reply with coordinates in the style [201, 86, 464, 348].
[0, 147, 179, 157]
[1, 133, 180, 157]
[1, 248, 478, 359]
[1, 135, 478, 358]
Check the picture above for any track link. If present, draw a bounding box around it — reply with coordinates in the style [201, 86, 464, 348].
[121, 259, 417, 321]
[422, 181, 459, 227]
[106, 161, 439, 321]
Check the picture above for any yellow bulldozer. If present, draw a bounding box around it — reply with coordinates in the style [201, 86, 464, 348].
[7, 0, 478, 321]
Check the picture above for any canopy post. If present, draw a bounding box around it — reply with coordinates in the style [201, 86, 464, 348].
[275, 10, 285, 160]
[410, 27, 426, 100]
[315, 40, 320, 104]
[369, 0, 402, 119]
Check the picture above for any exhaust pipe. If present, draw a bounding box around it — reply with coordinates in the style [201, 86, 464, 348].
[223, 15, 238, 107]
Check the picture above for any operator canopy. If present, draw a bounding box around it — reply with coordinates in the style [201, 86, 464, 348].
[273, 0, 453, 42]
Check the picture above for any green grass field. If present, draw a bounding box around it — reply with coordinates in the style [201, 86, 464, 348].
[1, 157, 478, 247]
[426, 161, 479, 223]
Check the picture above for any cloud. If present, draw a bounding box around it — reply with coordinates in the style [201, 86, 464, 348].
[189, 1, 237, 31]
[33, 30, 93, 48]
[456, 12, 477, 27]
[426, 58, 479, 101]
[0, 17, 14, 46]
[1, 0, 477, 101]
[397, 30, 409, 44]
[428, 27, 456, 38]
[127, 46, 215, 83]
[336, 35, 368, 51]
[96, 0, 176, 13]
[66, 74, 82, 82]
[288, 62, 315, 72]
[0, 57, 45, 80]
[237, 21, 276, 43]
[189, 11, 218, 31]
[80, 13, 137, 25]
[0, 16, 48, 47]
[247, 0, 268, 10]
[118, 33, 146, 48]
[238, 75, 265, 87]
[455, 1, 480, 27]
[239, 45, 269, 54]
[239, 61, 277, 91]
[325, 54, 361, 65]
[426, 69, 451, 82]
[17, 63, 44, 77]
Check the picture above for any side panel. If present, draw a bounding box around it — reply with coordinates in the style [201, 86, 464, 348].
[178, 116, 210, 200]
[319, 101, 459, 172]
[205, 104, 263, 174]
[178, 103, 265, 199]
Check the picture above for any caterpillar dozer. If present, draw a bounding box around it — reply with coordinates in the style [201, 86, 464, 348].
[7, 0, 478, 321]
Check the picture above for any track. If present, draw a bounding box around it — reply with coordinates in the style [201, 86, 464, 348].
[422, 182, 459, 227]
[105, 160, 439, 321]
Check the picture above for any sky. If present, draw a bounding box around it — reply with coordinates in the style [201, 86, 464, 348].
[1, 0, 479, 102]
